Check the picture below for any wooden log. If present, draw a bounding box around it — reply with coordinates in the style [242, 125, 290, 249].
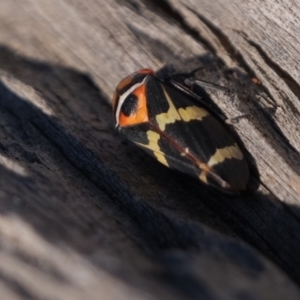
[0, 0, 299, 299]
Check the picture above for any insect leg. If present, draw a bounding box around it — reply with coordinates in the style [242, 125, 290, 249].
[185, 78, 231, 94]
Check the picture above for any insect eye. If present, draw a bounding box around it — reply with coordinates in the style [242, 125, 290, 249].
[121, 94, 139, 117]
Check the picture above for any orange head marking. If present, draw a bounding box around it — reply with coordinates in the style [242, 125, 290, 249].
[113, 69, 154, 127]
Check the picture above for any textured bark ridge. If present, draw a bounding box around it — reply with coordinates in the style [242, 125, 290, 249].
[0, 1, 300, 299]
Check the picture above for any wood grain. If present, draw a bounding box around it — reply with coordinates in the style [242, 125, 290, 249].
[0, 0, 299, 299]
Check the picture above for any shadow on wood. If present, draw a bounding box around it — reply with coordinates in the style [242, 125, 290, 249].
[0, 44, 300, 299]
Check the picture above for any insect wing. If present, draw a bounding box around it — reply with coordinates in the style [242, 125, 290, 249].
[115, 71, 249, 192]
[144, 76, 249, 191]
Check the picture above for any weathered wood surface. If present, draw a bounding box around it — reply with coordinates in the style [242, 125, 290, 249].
[0, 0, 300, 299]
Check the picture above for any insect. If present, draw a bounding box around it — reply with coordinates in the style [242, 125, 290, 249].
[112, 68, 249, 192]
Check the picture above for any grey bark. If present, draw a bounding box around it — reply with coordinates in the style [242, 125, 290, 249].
[0, 0, 299, 299]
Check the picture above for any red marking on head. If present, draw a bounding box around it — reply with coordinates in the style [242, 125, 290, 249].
[118, 83, 149, 127]
[112, 68, 154, 126]
[112, 69, 154, 112]
[136, 68, 154, 75]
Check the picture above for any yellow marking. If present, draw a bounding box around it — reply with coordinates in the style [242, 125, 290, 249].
[207, 144, 243, 167]
[136, 130, 169, 167]
[178, 106, 208, 122]
[156, 89, 181, 130]
[199, 172, 208, 183]
[156, 88, 209, 130]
